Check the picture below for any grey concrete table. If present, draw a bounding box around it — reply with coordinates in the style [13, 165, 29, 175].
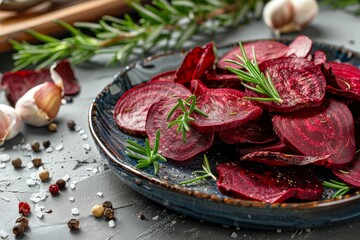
[0, 8, 359, 240]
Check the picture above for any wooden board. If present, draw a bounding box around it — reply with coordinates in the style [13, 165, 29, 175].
[0, 0, 132, 52]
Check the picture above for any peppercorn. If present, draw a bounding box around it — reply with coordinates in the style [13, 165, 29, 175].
[48, 123, 58, 132]
[56, 179, 66, 189]
[32, 158, 42, 168]
[102, 201, 113, 209]
[42, 140, 51, 148]
[18, 202, 31, 216]
[68, 219, 79, 231]
[92, 205, 105, 218]
[15, 216, 29, 230]
[138, 211, 146, 220]
[67, 120, 76, 130]
[13, 223, 26, 236]
[103, 207, 115, 220]
[49, 184, 60, 195]
[31, 141, 41, 152]
[11, 158, 22, 168]
[39, 169, 50, 181]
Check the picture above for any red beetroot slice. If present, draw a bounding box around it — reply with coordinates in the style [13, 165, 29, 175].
[217, 162, 324, 203]
[240, 151, 331, 166]
[312, 51, 339, 89]
[247, 56, 326, 112]
[145, 97, 214, 161]
[333, 152, 360, 188]
[149, 70, 176, 83]
[203, 69, 242, 89]
[285, 35, 312, 58]
[0, 60, 80, 106]
[190, 80, 262, 132]
[237, 141, 290, 156]
[114, 81, 191, 136]
[217, 40, 289, 71]
[272, 99, 356, 167]
[175, 43, 215, 84]
[326, 62, 360, 101]
[217, 112, 277, 144]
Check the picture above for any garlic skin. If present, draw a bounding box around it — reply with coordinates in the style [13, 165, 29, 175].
[15, 64, 64, 127]
[0, 104, 22, 146]
[263, 0, 318, 34]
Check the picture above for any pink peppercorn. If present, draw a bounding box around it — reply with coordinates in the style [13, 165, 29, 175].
[18, 202, 31, 216]
[49, 184, 60, 195]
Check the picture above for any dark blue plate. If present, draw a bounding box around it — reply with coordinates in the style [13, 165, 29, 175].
[89, 39, 360, 229]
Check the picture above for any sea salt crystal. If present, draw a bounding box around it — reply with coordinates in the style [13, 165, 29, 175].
[30, 190, 48, 203]
[81, 134, 88, 140]
[75, 126, 82, 132]
[97, 192, 103, 197]
[0, 230, 9, 238]
[27, 179, 37, 186]
[231, 232, 238, 238]
[25, 143, 32, 151]
[70, 184, 76, 190]
[71, 208, 79, 215]
[1, 197, 10, 202]
[83, 143, 90, 151]
[55, 143, 64, 151]
[92, 168, 98, 174]
[35, 204, 45, 218]
[152, 215, 159, 220]
[30, 172, 38, 180]
[45, 147, 54, 153]
[79, 129, 85, 135]
[69, 197, 75, 202]
[108, 220, 115, 228]
[63, 175, 70, 181]
[27, 162, 34, 169]
[0, 163, 5, 169]
[0, 154, 10, 162]
[86, 167, 93, 171]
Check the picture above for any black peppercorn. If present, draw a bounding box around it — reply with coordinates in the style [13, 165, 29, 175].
[102, 201, 113, 209]
[15, 216, 29, 229]
[32, 158, 43, 168]
[68, 219, 79, 231]
[13, 223, 26, 236]
[56, 179, 66, 189]
[42, 140, 51, 149]
[67, 120, 76, 130]
[31, 141, 41, 152]
[138, 211, 146, 220]
[11, 158, 22, 168]
[103, 207, 115, 220]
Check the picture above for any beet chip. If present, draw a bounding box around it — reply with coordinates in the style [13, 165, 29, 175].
[190, 80, 262, 132]
[1, 60, 79, 106]
[114, 81, 191, 136]
[333, 152, 360, 189]
[237, 141, 290, 157]
[285, 35, 312, 58]
[175, 43, 215, 84]
[240, 151, 330, 166]
[217, 162, 324, 203]
[145, 97, 214, 161]
[247, 56, 326, 112]
[217, 40, 289, 71]
[272, 100, 356, 167]
[150, 70, 176, 83]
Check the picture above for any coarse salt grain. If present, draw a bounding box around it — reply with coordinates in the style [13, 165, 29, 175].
[63, 175, 70, 181]
[55, 143, 64, 151]
[27, 179, 37, 186]
[231, 232, 238, 238]
[79, 129, 85, 135]
[27, 162, 34, 169]
[92, 168, 98, 174]
[1, 197, 10, 202]
[75, 126, 82, 132]
[97, 192, 103, 197]
[45, 147, 54, 153]
[0, 154, 10, 162]
[70, 184, 76, 190]
[69, 197, 75, 202]
[0, 163, 5, 169]
[86, 167, 93, 171]
[71, 208, 79, 215]
[0, 230, 8, 238]
[81, 134, 88, 140]
[152, 215, 159, 220]
[108, 220, 115, 228]
[83, 143, 90, 151]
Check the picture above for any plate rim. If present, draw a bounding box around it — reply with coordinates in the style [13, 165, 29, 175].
[88, 38, 360, 211]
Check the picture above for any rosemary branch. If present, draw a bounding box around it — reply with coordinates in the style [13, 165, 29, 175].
[323, 179, 352, 198]
[10, 0, 267, 70]
[226, 42, 283, 103]
[180, 155, 217, 185]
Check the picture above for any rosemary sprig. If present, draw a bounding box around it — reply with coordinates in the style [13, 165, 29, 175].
[167, 95, 207, 142]
[323, 179, 352, 198]
[180, 155, 217, 185]
[10, 0, 267, 70]
[226, 42, 283, 103]
[125, 130, 166, 175]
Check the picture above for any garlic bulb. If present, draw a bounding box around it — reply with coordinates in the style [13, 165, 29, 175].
[263, 0, 318, 34]
[15, 64, 64, 127]
[0, 104, 22, 146]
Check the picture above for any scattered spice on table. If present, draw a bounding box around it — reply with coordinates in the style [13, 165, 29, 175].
[56, 179, 66, 189]
[49, 184, 60, 195]
[67, 219, 79, 231]
[11, 158, 22, 168]
[31, 141, 41, 152]
[32, 158, 42, 167]
[39, 169, 50, 181]
[48, 123, 58, 132]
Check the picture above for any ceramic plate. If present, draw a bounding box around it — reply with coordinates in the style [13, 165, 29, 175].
[89, 39, 360, 229]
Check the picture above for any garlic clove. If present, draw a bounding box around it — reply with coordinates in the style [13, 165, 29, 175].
[263, 0, 318, 34]
[15, 63, 64, 127]
[0, 104, 22, 146]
